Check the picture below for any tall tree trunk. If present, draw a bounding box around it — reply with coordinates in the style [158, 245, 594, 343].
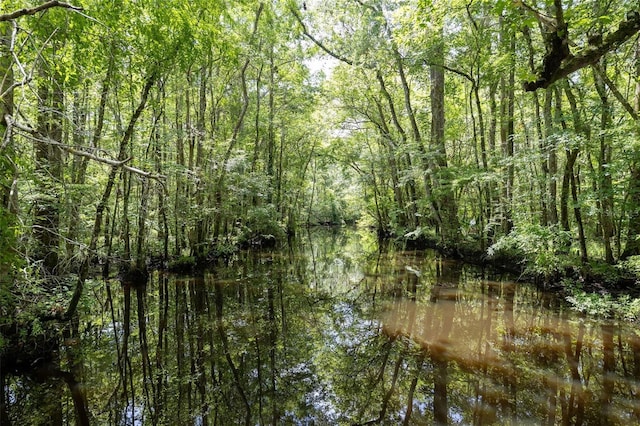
[267, 48, 276, 203]
[487, 80, 498, 242]
[174, 88, 186, 255]
[543, 89, 559, 225]
[523, 26, 549, 226]
[193, 63, 208, 257]
[373, 99, 407, 227]
[563, 82, 589, 262]
[622, 38, 640, 258]
[155, 85, 169, 261]
[554, 87, 571, 233]
[375, 71, 415, 228]
[67, 52, 114, 259]
[499, 22, 515, 235]
[121, 170, 132, 262]
[429, 32, 460, 244]
[135, 178, 150, 270]
[1, 20, 16, 207]
[34, 49, 64, 276]
[66, 88, 87, 259]
[212, 60, 251, 241]
[593, 64, 615, 263]
[0, 21, 16, 286]
[212, 3, 263, 242]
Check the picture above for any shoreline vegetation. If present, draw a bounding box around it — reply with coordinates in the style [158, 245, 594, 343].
[3, 222, 640, 352]
[1, 223, 640, 402]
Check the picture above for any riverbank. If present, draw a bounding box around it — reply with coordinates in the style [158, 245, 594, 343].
[401, 230, 640, 321]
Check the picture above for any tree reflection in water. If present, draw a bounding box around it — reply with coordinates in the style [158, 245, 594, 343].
[3, 228, 640, 425]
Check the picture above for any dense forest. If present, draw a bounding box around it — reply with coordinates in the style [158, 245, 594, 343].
[2, 0, 640, 335]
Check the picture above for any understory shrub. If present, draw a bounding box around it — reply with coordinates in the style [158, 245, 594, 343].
[487, 224, 573, 279]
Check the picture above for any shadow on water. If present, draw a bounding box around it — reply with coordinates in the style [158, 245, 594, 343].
[3, 227, 640, 425]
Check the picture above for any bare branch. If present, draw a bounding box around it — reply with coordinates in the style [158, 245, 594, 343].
[0, 79, 31, 100]
[592, 64, 640, 122]
[289, 6, 355, 66]
[4, 114, 165, 180]
[513, 0, 557, 31]
[0, 1, 83, 22]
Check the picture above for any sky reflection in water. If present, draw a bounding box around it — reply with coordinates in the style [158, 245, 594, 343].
[3, 228, 640, 425]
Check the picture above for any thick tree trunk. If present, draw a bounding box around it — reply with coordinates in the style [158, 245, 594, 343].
[429, 35, 460, 245]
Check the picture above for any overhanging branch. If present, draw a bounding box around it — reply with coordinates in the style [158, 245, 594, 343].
[524, 11, 640, 91]
[4, 114, 165, 181]
[0, 1, 83, 21]
[290, 6, 356, 66]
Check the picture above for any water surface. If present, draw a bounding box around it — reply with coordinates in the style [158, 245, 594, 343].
[3, 228, 640, 425]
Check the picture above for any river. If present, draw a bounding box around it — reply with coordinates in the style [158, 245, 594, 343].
[2, 227, 639, 425]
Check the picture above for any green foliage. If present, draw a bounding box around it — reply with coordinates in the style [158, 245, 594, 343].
[566, 282, 640, 321]
[617, 256, 640, 278]
[0, 206, 17, 330]
[1, 0, 640, 359]
[239, 204, 286, 245]
[168, 255, 196, 272]
[212, 239, 239, 259]
[0, 207, 17, 267]
[488, 224, 573, 278]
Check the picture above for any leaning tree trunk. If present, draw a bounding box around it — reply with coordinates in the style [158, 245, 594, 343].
[373, 98, 407, 228]
[67, 55, 113, 259]
[375, 71, 415, 228]
[65, 70, 157, 319]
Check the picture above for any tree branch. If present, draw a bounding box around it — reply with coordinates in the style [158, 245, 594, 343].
[289, 6, 355, 66]
[0, 1, 83, 21]
[592, 64, 640, 122]
[4, 114, 165, 180]
[513, 0, 557, 31]
[524, 11, 640, 91]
